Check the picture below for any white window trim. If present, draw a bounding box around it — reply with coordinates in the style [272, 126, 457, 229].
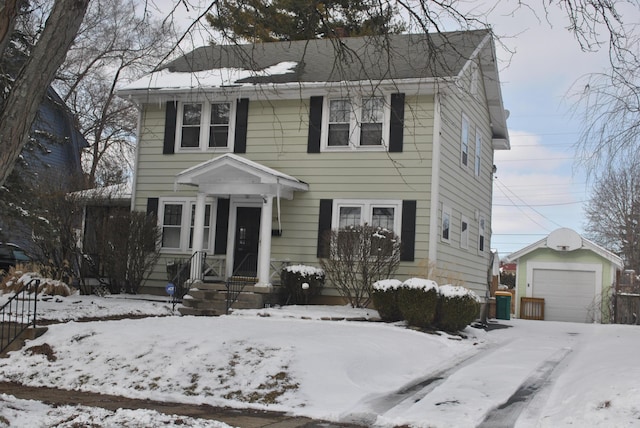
[461, 114, 469, 167]
[320, 94, 391, 152]
[159, 197, 216, 253]
[174, 101, 236, 153]
[478, 213, 486, 254]
[475, 129, 482, 177]
[441, 203, 452, 243]
[331, 199, 402, 235]
[460, 215, 469, 249]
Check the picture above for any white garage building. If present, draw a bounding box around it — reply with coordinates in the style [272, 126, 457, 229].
[507, 228, 623, 323]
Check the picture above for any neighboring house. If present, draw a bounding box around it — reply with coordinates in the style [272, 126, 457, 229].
[507, 228, 623, 323]
[118, 30, 510, 311]
[0, 87, 87, 246]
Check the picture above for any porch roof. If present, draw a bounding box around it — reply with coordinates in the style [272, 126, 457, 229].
[174, 154, 309, 199]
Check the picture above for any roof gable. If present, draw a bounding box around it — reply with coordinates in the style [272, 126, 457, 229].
[507, 228, 623, 270]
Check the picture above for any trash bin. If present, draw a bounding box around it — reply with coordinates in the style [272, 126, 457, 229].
[495, 291, 512, 320]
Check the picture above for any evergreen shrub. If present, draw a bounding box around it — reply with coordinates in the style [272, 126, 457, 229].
[435, 284, 481, 332]
[371, 279, 403, 322]
[281, 264, 325, 304]
[397, 278, 439, 328]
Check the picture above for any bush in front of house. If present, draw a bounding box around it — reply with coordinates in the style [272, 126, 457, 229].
[397, 277, 439, 328]
[0, 267, 74, 296]
[435, 284, 481, 332]
[281, 264, 325, 304]
[371, 279, 403, 322]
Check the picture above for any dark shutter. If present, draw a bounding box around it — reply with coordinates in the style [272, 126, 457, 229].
[389, 93, 405, 153]
[307, 96, 323, 153]
[400, 200, 416, 261]
[234, 98, 249, 154]
[317, 199, 333, 257]
[214, 198, 230, 255]
[163, 101, 177, 154]
[146, 198, 159, 219]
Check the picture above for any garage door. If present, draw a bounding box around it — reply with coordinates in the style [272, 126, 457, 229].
[532, 269, 596, 323]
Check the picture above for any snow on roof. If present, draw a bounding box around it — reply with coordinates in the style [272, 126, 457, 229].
[122, 61, 298, 91]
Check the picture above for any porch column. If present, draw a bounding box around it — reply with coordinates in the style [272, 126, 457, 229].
[257, 195, 273, 287]
[190, 192, 207, 281]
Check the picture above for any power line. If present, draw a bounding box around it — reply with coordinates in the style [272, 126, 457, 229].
[493, 178, 563, 230]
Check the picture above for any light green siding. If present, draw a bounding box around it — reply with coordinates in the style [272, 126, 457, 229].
[134, 95, 438, 291]
[432, 63, 496, 295]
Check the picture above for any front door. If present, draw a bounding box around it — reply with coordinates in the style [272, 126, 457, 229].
[233, 207, 261, 277]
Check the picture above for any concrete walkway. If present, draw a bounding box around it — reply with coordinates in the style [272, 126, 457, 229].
[0, 381, 364, 428]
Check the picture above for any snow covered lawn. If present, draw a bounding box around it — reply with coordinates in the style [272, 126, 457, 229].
[1, 294, 640, 427]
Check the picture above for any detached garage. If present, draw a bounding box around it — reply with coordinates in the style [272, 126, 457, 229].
[507, 228, 623, 323]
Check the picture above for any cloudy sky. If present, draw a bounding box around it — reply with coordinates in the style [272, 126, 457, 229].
[146, 0, 631, 257]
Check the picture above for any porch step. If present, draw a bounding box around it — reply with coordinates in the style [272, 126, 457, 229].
[178, 289, 265, 316]
[1, 326, 48, 357]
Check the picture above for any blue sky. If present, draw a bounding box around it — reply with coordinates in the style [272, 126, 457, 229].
[150, 0, 631, 257]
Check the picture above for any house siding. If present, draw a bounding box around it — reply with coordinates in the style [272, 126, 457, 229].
[133, 95, 437, 291]
[434, 63, 496, 295]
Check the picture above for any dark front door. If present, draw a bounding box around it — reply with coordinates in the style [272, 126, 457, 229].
[233, 207, 261, 277]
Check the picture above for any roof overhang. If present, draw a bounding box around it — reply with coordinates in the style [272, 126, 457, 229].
[174, 153, 309, 199]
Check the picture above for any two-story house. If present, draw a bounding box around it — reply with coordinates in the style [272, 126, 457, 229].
[119, 29, 510, 313]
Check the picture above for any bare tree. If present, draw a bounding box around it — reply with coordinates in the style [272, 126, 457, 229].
[55, 0, 177, 186]
[584, 157, 640, 272]
[320, 225, 401, 308]
[0, 0, 89, 188]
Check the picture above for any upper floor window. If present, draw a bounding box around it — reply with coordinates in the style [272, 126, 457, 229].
[177, 101, 235, 151]
[461, 115, 469, 167]
[475, 130, 482, 177]
[323, 95, 388, 151]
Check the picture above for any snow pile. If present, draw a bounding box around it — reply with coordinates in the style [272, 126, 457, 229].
[372, 278, 402, 291]
[401, 277, 438, 291]
[1, 298, 640, 426]
[283, 264, 324, 277]
[439, 284, 480, 301]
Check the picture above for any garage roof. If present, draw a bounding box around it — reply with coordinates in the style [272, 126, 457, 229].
[506, 228, 623, 270]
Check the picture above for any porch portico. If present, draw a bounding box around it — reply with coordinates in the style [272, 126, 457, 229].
[174, 154, 308, 286]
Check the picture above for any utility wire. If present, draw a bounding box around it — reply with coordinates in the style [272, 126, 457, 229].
[493, 177, 563, 230]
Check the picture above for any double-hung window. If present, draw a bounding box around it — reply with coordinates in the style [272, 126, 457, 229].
[460, 216, 469, 249]
[461, 115, 469, 167]
[160, 199, 214, 252]
[475, 130, 482, 177]
[441, 204, 452, 243]
[177, 101, 234, 151]
[333, 200, 401, 257]
[324, 95, 387, 150]
[478, 214, 486, 253]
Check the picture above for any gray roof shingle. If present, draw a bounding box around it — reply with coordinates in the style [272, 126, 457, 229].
[162, 30, 491, 83]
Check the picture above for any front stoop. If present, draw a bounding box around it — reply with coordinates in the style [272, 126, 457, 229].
[178, 282, 283, 316]
[1, 326, 48, 357]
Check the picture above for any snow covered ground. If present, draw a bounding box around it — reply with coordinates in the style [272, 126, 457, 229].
[1, 294, 640, 427]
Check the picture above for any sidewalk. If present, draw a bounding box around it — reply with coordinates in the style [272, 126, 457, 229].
[0, 381, 364, 428]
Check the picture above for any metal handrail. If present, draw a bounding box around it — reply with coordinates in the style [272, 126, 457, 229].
[168, 251, 206, 310]
[226, 253, 258, 314]
[0, 278, 40, 354]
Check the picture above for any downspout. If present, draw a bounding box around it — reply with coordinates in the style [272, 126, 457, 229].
[428, 92, 443, 264]
[130, 103, 142, 212]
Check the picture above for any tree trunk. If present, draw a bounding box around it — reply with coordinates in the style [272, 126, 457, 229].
[0, 0, 89, 187]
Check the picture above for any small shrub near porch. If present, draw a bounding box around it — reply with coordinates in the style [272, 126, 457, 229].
[281, 265, 325, 304]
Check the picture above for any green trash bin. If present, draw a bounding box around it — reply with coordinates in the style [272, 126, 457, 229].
[495, 291, 512, 320]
